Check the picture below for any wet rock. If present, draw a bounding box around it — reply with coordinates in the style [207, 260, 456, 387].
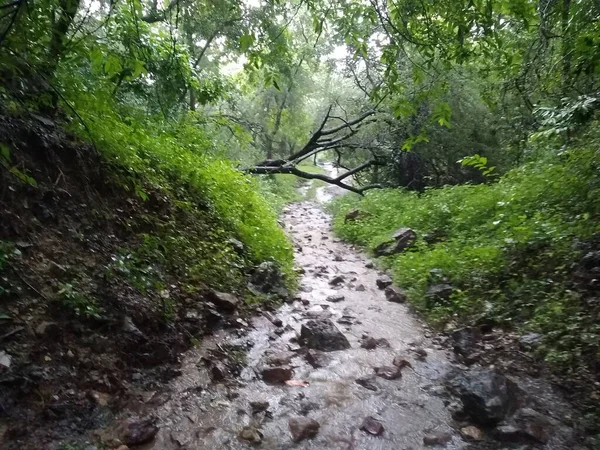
[264, 312, 283, 327]
[248, 261, 288, 298]
[425, 284, 453, 305]
[414, 347, 428, 360]
[365, 261, 374, 269]
[329, 275, 345, 286]
[518, 332, 543, 349]
[360, 416, 384, 436]
[494, 408, 554, 444]
[0, 351, 11, 370]
[451, 327, 480, 356]
[88, 390, 111, 407]
[300, 319, 350, 351]
[301, 299, 311, 306]
[374, 366, 402, 380]
[445, 369, 520, 425]
[305, 349, 329, 368]
[118, 417, 159, 446]
[289, 417, 320, 442]
[392, 356, 412, 369]
[360, 336, 390, 349]
[384, 286, 407, 303]
[376, 275, 393, 289]
[300, 285, 313, 293]
[261, 366, 293, 383]
[460, 425, 485, 441]
[35, 321, 60, 337]
[333, 254, 343, 261]
[373, 228, 417, 257]
[423, 431, 452, 446]
[326, 294, 345, 303]
[264, 351, 295, 366]
[122, 316, 145, 338]
[210, 361, 228, 382]
[205, 290, 239, 311]
[355, 284, 366, 292]
[250, 401, 269, 413]
[355, 376, 378, 391]
[239, 425, 262, 444]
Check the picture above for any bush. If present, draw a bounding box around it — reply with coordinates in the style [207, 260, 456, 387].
[330, 149, 600, 371]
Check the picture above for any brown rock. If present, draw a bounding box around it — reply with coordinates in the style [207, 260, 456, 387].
[385, 286, 407, 303]
[239, 425, 262, 444]
[289, 417, 320, 442]
[118, 417, 159, 446]
[423, 431, 452, 446]
[305, 350, 329, 368]
[355, 375, 378, 391]
[360, 416, 384, 436]
[461, 425, 484, 441]
[392, 356, 412, 369]
[206, 290, 239, 311]
[374, 366, 402, 380]
[261, 366, 293, 383]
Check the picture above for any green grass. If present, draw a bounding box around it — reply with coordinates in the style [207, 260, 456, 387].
[330, 148, 600, 372]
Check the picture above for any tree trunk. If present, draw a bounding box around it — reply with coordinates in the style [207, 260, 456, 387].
[47, 0, 81, 79]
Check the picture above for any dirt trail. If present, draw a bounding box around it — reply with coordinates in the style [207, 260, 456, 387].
[121, 182, 582, 450]
[132, 200, 466, 450]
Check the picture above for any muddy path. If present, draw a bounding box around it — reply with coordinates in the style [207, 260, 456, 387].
[114, 193, 583, 450]
[131, 201, 461, 450]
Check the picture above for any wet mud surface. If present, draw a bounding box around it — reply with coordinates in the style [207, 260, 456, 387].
[138, 201, 463, 449]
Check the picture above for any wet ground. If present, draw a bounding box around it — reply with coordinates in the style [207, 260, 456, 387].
[117, 174, 585, 450]
[134, 198, 468, 450]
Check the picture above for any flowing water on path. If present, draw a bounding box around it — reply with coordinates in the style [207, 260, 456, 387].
[136, 198, 468, 450]
[127, 175, 581, 450]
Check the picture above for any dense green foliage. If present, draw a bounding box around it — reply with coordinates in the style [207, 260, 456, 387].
[332, 146, 599, 371]
[1, 0, 599, 382]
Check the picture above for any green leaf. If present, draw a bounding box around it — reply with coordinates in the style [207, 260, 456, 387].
[0, 144, 10, 162]
[240, 34, 254, 52]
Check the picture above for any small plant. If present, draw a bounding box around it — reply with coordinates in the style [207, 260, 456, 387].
[57, 282, 100, 319]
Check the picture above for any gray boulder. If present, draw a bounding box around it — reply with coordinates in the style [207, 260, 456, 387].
[445, 369, 521, 425]
[300, 319, 351, 351]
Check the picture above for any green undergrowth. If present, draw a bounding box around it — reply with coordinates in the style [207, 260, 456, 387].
[63, 88, 295, 296]
[330, 149, 600, 372]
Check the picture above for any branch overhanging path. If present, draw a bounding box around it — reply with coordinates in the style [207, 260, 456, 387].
[245, 106, 383, 195]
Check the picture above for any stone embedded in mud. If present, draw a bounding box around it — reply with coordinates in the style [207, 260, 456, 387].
[374, 366, 402, 380]
[384, 286, 407, 303]
[326, 294, 345, 303]
[373, 228, 417, 257]
[305, 349, 329, 368]
[494, 407, 554, 444]
[365, 261, 374, 269]
[461, 425, 485, 441]
[392, 356, 412, 370]
[250, 400, 269, 413]
[413, 347, 428, 360]
[248, 261, 289, 298]
[445, 369, 520, 425]
[329, 275, 345, 286]
[261, 366, 293, 383]
[239, 425, 262, 444]
[88, 390, 111, 407]
[289, 417, 320, 442]
[34, 321, 60, 337]
[451, 327, 481, 357]
[210, 361, 228, 382]
[333, 254, 343, 261]
[360, 336, 390, 350]
[375, 275, 393, 289]
[118, 417, 159, 446]
[205, 290, 239, 311]
[355, 376, 378, 391]
[360, 416, 384, 436]
[423, 431, 452, 446]
[355, 284, 366, 291]
[300, 319, 351, 352]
